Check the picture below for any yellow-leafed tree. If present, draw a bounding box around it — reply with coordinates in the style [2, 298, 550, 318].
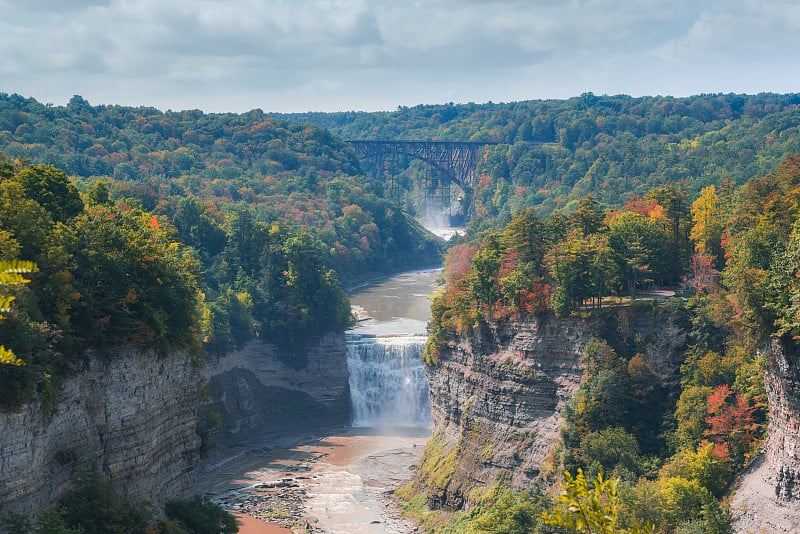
[0, 260, 37, 365]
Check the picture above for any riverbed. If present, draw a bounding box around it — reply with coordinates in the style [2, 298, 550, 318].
[196, 427, 429, 533]
[197, 269, 441, 533]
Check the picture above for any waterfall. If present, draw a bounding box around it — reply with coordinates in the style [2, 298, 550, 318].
[347, 332, 432, 428]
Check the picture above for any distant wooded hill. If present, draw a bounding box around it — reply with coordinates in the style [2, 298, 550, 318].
[276, 93, 800, 217]
[0, 93, 442, 285]
[5, 92, 800, 223]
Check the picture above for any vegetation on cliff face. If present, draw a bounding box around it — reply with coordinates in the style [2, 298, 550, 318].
[0, 151, 356, 407]
[424, 184, 689, 365]
[0, 154, 207, 408]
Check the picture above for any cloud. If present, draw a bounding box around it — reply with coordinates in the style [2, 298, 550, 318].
[0, 0, 111, 12]
[0, 0, 798, 112]
[656, 0, 800, 60]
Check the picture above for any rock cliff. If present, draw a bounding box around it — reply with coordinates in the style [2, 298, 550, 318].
[731, 337, 800, 533]
[202, 333, 350, 448]
[0, 348, 201, 516]
[424, 314, 592, 508]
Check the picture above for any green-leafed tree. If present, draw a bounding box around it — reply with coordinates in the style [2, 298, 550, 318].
[69, 205, 205, 352]
[13, 165, 83, 223]
[541, 469, 654, 534]
[571, 195, 605, 236]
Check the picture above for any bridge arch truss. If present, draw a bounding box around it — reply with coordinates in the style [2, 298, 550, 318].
[349, 140, 495, 194]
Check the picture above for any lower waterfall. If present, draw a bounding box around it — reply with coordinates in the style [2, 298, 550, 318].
[347, 332, 432, 427]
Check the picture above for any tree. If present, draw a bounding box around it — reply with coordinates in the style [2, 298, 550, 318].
[86, 180, 111, 206]
[571, 195, 605, 236]
[0, 150, 14, 179]
[0, 180, 55, 260]
[703, 384, 758, 466]
[443, 243, 478, 285]
[69, 205, 204, 352]
[689, 186, 724, 269]
[547, 232, 593, 311]
[577, 427, 645, 479]
[547, 232, 617, 311]
[13, 165, 84, 223]
[172, 197, 226, 260]
[165, 495, 239, 534]
[469, 233, 503, 314]
[58, 466, 153, 534]
[767, 218, 800, 338]
[541, 468, 653, 534]
[607, 211, 671, 296]
[646, 184, 690, 278]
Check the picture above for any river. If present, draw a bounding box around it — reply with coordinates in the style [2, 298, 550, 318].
[198, 269, 442, 534]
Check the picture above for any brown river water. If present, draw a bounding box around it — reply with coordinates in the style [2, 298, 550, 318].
[197, 269, 443, 533]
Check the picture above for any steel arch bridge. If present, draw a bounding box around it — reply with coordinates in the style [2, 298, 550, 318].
[348, 140, 495, 192]
[348, 140, 554, 220]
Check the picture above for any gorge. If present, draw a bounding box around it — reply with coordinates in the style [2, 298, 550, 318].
[193, 268, 441, 534]
[5, 94, 800, 533]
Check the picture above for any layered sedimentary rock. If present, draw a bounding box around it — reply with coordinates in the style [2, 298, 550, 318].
[425, 314, 592, 508]
[202, 333, 350, 446]
[0, 348, 201, 516]
[731, 337, 800, 533]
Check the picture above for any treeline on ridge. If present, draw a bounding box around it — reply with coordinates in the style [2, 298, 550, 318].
[278, 93, 800, 217]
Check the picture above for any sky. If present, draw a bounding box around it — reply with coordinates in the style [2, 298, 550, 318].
[1, 0, 799, 114]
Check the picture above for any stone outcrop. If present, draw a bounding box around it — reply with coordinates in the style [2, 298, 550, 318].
[731, 337, 800, 533]
[424, 314, 592, 508]
[202, 333, 350, 447]
[0, 348, 201, 516]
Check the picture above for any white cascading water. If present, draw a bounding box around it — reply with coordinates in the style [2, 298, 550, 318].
[347, 332, 432, 427]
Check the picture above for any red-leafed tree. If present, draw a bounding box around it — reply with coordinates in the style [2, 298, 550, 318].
[444, 244, 478, 285]
[703, 385, 758, 466]
[687, 251, 719, 294]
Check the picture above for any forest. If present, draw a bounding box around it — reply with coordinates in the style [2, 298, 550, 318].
[3, 92, 800, 532]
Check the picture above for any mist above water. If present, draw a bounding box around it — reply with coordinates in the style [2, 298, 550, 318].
[421, 206, 464, 242]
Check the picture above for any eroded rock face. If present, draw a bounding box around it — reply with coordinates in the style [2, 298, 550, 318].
[0, 348, 201, 516]
[425, 314, 591, 508]
[731, 338, 800, 533]
[202, 333, 350, 447]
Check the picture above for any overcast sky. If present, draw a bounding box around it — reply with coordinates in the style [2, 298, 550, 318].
[1, 0, 799, 113]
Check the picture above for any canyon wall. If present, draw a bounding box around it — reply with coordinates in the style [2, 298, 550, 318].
[0, 332, 351, 520]
[424, 314, 592, 508]
[202, 333, 350, 448]
[731, 337, 800, 533]
[0, 348, 201, 517]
